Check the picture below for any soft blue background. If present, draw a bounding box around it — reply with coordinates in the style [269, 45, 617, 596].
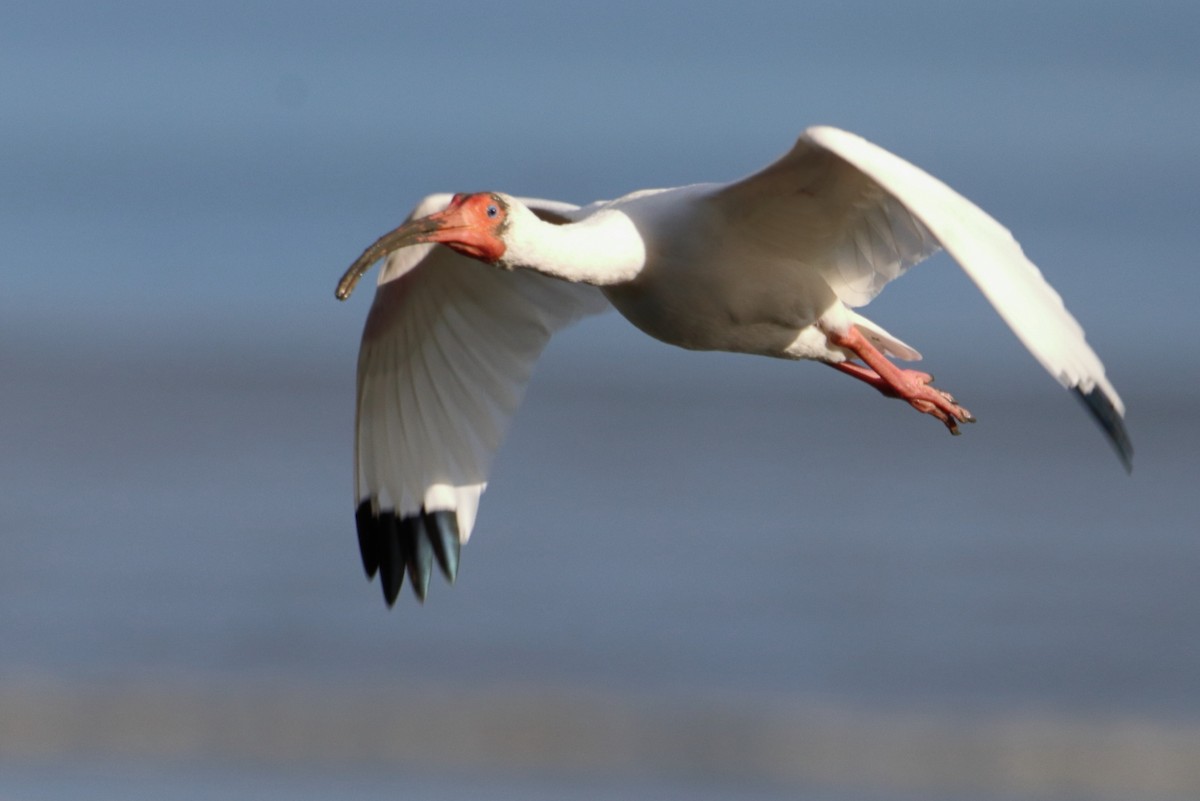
[2, 2, 1198, 799]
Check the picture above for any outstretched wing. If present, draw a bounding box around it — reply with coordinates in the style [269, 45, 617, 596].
[713, 126, 1131, 470]
[353, 194, 608, 605]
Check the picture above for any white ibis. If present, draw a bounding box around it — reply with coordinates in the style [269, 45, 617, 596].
[336, 125, 1132, 607]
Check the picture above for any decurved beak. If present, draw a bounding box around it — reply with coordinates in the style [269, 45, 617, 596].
[335, 212, 456, 301]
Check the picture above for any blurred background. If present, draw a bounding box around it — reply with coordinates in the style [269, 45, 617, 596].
[2, 1, 1198, 799]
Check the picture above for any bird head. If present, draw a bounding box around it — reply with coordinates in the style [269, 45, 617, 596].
[336, 192, 511, 300]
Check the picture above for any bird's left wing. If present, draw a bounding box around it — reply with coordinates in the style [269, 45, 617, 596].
[713, 126, 1130, 470]
[353, 194, 608, 605]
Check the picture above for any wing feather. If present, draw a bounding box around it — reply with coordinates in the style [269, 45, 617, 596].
[803, 126, 1124, 412]
[354, 195, 609, 568]
[715, 140, 940, 308]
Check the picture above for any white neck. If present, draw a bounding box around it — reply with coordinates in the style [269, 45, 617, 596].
[499, 203, 646, 286]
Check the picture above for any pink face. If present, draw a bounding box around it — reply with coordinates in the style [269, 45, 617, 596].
[422, 192, 509, 263]
[335, 192, 512, 301]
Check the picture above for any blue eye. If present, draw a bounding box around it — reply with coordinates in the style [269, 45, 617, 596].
[486, 204, 499, 218]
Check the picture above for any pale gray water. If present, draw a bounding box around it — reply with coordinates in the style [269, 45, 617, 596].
[2, 1, 1199, 798]
[0, 762, 1044, 801]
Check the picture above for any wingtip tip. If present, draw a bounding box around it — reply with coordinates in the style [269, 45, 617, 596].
[1071, 386, 1134, 474]
[425, 509, 462, 585]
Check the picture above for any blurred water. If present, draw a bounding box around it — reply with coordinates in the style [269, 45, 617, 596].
[0, 761, 1050, 801]
[2, 1, 1199, 799]
[2, 332, 1197, 705]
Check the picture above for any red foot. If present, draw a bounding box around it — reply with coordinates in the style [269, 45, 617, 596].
[827, 327, 975, 435]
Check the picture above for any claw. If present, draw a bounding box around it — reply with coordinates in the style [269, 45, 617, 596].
[827, 326, 974, 435]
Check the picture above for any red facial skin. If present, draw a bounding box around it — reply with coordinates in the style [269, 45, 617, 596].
[334, 193, 509, 301]
[420, 193, 508, 263]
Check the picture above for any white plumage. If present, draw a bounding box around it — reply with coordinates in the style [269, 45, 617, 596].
[355, 195, 606, 542]
[337, 126, 1132, 606]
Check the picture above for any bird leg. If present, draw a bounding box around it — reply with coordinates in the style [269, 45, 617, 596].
[825, 326, 975, 435]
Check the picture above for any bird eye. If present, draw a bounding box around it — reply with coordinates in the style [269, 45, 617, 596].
[486, 204, 499, 218]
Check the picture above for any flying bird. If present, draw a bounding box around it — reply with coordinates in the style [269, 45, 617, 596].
[335, 125, 1132, 607]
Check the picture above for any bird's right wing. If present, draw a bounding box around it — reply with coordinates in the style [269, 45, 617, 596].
[353, 194, 608, 605]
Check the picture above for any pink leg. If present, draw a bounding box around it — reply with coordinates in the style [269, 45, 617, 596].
[826, 326, 975, 435]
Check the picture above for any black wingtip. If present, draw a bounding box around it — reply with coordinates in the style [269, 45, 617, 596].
[403, 515, 434, 602]
[354, 501, 463, 608]
[1072, 386, 1134, 473]
[377, 512, 405, 607]
[424, 510, 461, 583]
[354, 501, 380, 579]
